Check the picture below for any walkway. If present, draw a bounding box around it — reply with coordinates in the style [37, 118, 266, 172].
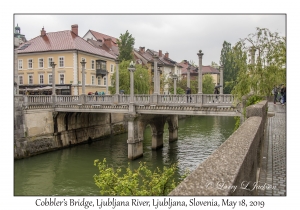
[258, 102, 286, 196]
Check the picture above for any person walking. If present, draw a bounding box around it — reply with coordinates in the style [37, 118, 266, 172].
[280, 85, 286, 105]
[272, 86, 278, 104]
[213, 87, 219, 103]
[186, 87, 191, 103]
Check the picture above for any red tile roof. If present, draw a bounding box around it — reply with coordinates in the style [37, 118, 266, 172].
[179, 61, 219, 75]
[17, 30, 115, 59]
[89, 30, 118, 46]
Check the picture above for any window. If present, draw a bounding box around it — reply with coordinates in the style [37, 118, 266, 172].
[39, 74, 44, 84]
[18, 60, 23, 70]
[48, 74, 52, 84]
[97, 77, 101, 85]
[59, 57, 64, 68]
[104, 77, 107, 85]
[48, 57, 53, 68]
[110, 64, 114, 73]
[19, 75, 23, 85]
[38, 58, 44, 68]
[59, 74, 64, 84]
[28, 75, 33, 84]
[91, 75, 95, 85]
[28, 59, 33, 69]
[91, 60, 95, 69]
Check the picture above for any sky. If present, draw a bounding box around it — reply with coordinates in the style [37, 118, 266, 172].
[14, 14, 285, 66]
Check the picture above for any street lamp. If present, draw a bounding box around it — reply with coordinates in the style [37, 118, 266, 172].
[50, 61, 56, 95]
[80, 60, 86, 95]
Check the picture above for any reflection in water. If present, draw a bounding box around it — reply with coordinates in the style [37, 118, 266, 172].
[14, 116, 235, 196]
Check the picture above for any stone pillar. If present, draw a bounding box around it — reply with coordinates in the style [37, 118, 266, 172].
[168, 115, 178, 142]
[106, 71, 109, 94]
[187, 66, 191, 88]
[152, 131, 164, 150]
[197, 50, 204, 94]
[51, 62, 56, 95]
[128, 63, 135, 103]
[157, 68, 161, 94]
[173, 76, 177, 95]
[220, 65, 223, 94]
[251, 46, 256, 65]
[153, 54, 158, 94]
[127, 115, 143, 160]
[115, 57, 120, 94]
[80, 60, 86, 95]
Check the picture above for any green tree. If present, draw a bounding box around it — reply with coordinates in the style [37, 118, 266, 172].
[211, 61, 219, 69]
[109, 60, 150, 94]
[232, 28, 286, 100]
[93, 159, 188, 196]
[117, 30, 135, 61]
[202, 74, 215, 94]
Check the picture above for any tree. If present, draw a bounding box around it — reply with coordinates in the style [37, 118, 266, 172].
[231, 28, 286, 100]
[211, 61, 219, 69]
[202, 74, 215, 94]
[93, 158, 188, 196]
[109, 60, 150, 94]
[117, 30, 135, 61]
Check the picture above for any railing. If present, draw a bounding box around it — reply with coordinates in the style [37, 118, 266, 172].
[24, 94, 235, 107]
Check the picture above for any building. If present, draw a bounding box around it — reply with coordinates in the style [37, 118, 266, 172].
[134, 47, 181, 94]
[14, 24, 27, 48]
[16, 25, 116, 95]
[179, 60, 220, 86]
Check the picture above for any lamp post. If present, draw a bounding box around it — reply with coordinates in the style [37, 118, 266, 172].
[80, 60, 86, 95]
[197, 50, 204, 94]
[128, 61, 136, 103]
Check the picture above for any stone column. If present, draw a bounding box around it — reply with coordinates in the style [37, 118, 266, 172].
[115, 57, 120, 94]
[220, 65, 223, 94]
[197, 50, 204, 94]
[51, 62, 56, 95]
[152, 131, 164, 150]
[187, 66, 191, 88]
[251, 46, 256, 65]
[157, 68, 161, 94]
[173, 76, 178, 95]
[168, 115, 178, 142]
[106, 71, 109, 94]
[127, 114, 143, 160]
[128, 61, 136, 113]
[153, 54, 158, 94]
[80, 60, 86, 95]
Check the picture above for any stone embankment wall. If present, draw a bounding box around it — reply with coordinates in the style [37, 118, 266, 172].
[170, 100, 267, 196]
[14, 99, 127, 159]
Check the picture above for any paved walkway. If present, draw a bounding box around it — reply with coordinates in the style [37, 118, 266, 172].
[258, 102, 286, 196]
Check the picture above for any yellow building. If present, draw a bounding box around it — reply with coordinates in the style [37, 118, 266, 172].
[17, 24, 116, 95]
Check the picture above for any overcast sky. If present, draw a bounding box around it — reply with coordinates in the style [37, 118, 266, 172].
[14, 14, 285, 66]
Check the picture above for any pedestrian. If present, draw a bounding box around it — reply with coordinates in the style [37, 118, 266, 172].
[280, 85, 286, 105]
[95, 91, 98, 95]
[186, 87, 191, 103]
[272, 86, 278, 104]
[213, 87, 219, 102]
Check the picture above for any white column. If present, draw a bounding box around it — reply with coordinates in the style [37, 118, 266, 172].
[153, 55, 158, 94]
[115, 57, 120, 94]
[187, 66, 191, 88]
[80, 61, 86, 95]
[51, 62, 56, 95]
[197, 50, 204, 94]
[220, 65, 223, 94]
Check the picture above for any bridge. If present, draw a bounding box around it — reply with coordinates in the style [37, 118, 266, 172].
[16, 93, 243, 160]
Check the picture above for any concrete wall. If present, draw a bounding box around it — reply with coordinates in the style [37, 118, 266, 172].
[14, 104, 127, 159]
[170, 100, 267, 196]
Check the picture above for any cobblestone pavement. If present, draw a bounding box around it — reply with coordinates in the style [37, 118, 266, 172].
[258, 102, 286, 196]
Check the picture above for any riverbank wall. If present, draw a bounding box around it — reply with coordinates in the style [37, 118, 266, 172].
[170, 100, 268, 196]
[14, 96, 127, 159]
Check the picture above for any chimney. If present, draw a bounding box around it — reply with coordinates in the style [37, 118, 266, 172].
[164, 52, 169, 59]
[104, 38, 112, 48]
[71, 24, 78, 35]
[41, 27, 46, 36]
[159, 50, 162, 57]
[139, 47, 145, 53]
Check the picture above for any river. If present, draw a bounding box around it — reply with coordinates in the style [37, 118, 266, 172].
[14, 115, 235, 196]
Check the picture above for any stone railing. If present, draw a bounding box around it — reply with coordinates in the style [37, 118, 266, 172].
[169, 100, 267, 196]
[23, 94, 235, 107]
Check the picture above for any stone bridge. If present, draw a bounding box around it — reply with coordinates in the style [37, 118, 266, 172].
[16, 94, 243, 160]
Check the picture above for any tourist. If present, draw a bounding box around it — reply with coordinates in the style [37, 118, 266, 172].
[213, 87, 219, 102]
[186, 87, 191, 103]
[272, 86, 278, 104]
[280, 85, 286, 105]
